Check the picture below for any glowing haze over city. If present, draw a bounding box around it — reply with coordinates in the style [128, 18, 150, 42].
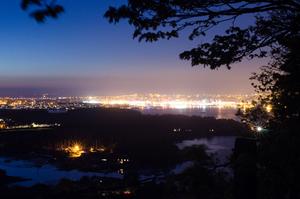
[0, 1, 264, 97]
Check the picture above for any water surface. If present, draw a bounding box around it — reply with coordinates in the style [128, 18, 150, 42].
[0, 158, 122, 187]
[141, 107, 238, 120]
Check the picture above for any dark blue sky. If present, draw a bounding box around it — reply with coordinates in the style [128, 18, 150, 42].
[0, 0, 265, 96]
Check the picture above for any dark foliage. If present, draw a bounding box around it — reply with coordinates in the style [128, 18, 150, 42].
[251, 37, 300, 125]
[21, 0, 64, 22]
[249, 37, 300, 199]
[103, 0, 300, 69]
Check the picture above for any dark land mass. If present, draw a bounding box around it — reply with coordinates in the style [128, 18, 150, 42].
[0, 108, 249, 171]
[0, 169, 28, 186]
[0, 108, 248, 198]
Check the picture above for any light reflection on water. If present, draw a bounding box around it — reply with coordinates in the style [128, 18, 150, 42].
[177, 136, 236, 151]
[141, 107, 238, 120]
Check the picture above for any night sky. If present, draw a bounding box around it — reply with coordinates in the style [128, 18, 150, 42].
[0, 0, 266, 97]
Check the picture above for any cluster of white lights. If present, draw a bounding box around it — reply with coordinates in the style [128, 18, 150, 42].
[83, 98, 244, 109]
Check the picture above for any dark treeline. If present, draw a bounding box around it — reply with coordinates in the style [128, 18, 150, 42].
[0, 108, 247, 135]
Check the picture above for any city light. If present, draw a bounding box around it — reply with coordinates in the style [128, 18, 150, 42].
[0, 119, 6, 129]
[0, 94, 257, 111]
[56, 142, 109, 158]
[81, 94, 255, 110]
[82, 99, 101, 104]
[256, 126, 263, 132]
[123, 190, 132, 195]
[64, 143, 85, 158]
[266, 104, 272, 113]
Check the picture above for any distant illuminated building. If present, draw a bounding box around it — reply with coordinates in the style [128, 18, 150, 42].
[64, 143, 85, 158]
[265, 104, 272, 113]
[0, 99, 8, 105]
[0, 119, 6, 129]
[31, 123, 51, 128]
